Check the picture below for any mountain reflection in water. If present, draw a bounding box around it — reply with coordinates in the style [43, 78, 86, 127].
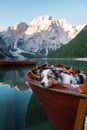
[0, 84, 32, 130]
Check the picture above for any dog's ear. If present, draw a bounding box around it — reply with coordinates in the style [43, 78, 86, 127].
[39, 69, 44, 81]
[52, 68, 63, 75]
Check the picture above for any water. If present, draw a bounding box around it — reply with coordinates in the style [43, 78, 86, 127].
[0, 84, 32, 130]
[0, 66, 33, 130]
[0, 58, 87, 130]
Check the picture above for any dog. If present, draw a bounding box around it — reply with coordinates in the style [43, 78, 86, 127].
[40, 68, 86, 88]
[40, 69, 59, 88]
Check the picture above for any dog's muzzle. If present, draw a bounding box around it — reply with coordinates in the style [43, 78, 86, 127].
[40, 81, 50, 89]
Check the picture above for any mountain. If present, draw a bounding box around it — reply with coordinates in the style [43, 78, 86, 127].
[0, 15, 85, 59]
[48, 25, 87, 58]
[0, 22, 29, 59]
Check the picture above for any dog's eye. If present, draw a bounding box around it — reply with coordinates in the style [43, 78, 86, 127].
[48, 76, 53, 79]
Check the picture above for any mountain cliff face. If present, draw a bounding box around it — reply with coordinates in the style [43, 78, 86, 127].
[48, 25, 87, 58]
[0, 23, 28, 58]
[0, 15, 85, 59]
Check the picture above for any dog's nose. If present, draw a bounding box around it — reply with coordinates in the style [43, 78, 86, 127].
[41, 82, 45, 86]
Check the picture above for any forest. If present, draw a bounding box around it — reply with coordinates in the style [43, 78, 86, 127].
[48, 26, 87, 58]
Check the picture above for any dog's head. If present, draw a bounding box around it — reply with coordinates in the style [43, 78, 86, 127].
[40, 69, 59, 88]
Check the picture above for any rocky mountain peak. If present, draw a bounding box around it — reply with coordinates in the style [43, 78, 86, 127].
[8, 22, 28, 32]
[0, 15, 86, 59]
[25, 16, 70, 35]
[25, 15, 85, 39]
[7, 22, 28, 48]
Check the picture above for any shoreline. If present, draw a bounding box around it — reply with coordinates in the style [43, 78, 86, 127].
[37, 58, 87, 61]
[75, 58, 87, 61]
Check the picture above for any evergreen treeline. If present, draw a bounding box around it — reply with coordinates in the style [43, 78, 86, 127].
[48, 26, 87, 58]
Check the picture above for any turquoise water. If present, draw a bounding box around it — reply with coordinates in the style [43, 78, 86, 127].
[0, 84, 32, 130]
[0, 59, 87, 130]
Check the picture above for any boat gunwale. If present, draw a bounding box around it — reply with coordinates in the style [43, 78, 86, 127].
[0, 59, 37, 66]
[26, 73, 87, 98]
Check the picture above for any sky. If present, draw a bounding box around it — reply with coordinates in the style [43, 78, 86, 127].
[0, 0, 87, 28]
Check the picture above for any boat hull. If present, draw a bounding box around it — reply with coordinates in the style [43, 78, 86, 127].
[29, 83, 87, 130]
[0, 60, 36, 66]
[25, 64, 87, 130]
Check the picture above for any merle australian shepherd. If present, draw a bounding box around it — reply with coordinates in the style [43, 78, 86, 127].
[40, 67, 86, 89]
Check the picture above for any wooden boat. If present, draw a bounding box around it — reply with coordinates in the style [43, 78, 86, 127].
[25, 64, 87, 130]
[0, 59, 36, 66]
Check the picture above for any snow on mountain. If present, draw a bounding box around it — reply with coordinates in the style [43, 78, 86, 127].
[0, 23, 28, 59]
[23, 15, 85, 53]
[0, 22, 28, 48]
[25, 15, 85, 41]
[8, 22, 28, 48]
[0, 15, 85, 58]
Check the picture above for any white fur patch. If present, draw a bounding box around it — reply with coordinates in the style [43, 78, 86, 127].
[40, 69, 55, 88]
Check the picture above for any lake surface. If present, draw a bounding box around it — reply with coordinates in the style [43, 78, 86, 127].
[0, 58, 87, 130]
